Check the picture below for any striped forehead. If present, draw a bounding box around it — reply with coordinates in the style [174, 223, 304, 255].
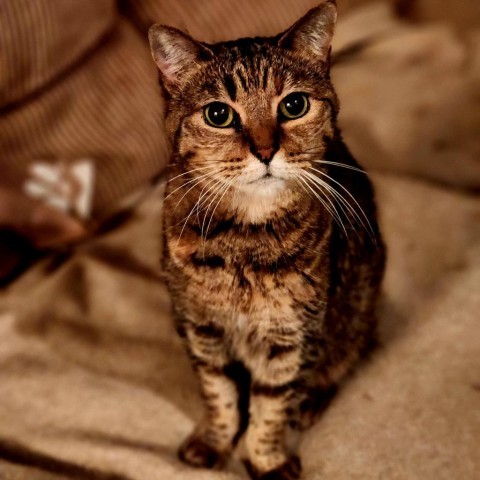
[213, 43, 286, 101]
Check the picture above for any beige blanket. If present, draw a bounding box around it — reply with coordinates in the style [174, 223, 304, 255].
[1, 4, 479, 480]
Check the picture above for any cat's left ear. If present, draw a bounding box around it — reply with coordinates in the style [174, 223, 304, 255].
[148, 25, 212, 90]
[278, 1, 337, 63]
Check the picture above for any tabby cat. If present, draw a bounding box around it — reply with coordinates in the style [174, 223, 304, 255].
[149, 2, 385, 478]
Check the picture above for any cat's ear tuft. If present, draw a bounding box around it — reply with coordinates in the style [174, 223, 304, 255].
[148, 25, 211, 89]
[278, 1, 337, 63]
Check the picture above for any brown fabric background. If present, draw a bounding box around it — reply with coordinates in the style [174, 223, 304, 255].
[0, 0, 166, 217]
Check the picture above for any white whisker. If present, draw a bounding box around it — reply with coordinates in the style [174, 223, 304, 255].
[303, 171, 355, 230]
[171, 172, 223, 215]
[165, 167, 225, 204]
[204, 176, 237, 240]
[175, 178, 224, 245]
[200, 181, 230, 238]
[166, 165, 219, 185]
[307, 167, 375, 239]
[305, 172, 354, 229]
[198, 180, 233, 255]
[195, 177, 222, 223]
[312, 160, 367, 175]
[296, 172, 348, 237]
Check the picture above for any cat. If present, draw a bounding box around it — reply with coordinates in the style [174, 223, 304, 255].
[148, 1, 385, 479]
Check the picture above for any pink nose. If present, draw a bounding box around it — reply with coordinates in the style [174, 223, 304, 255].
[258, 147, 274, 161]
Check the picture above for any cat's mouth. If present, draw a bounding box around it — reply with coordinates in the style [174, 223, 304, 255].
[249, 175, 276, 185]
[241, 163, 287, 191]
[249, 171, 276, 184]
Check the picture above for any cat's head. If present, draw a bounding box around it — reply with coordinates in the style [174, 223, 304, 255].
[149, 2, 338, 221]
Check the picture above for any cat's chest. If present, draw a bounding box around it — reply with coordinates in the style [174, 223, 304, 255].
[215, 275, 310, 355]
[222, 310, 304, 361]
[164, 212, 329, 314]
[172, 253, 320, 318]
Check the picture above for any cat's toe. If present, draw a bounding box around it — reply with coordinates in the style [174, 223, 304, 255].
[178, 434, 228, 470]
[245, 455, 302, 480]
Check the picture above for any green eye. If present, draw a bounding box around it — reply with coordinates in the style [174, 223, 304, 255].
[204, 102, 236, 128]
[279, 93, 309, 121]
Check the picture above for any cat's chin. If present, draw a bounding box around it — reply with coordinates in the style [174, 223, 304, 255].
[232, 177, 291, 224]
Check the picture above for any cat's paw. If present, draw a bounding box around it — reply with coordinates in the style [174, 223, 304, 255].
[244, 455, 302, 480]
[178, 434, 228, 470]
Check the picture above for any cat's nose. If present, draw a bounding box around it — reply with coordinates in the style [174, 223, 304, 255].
[257, 147, 274, 165]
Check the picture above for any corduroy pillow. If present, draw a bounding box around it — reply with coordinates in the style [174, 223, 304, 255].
[0, 0, 117, 109]
[0, 0, 167, 224]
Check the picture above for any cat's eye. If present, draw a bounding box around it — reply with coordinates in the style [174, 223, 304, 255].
[204, 102, 236, 128]
[278, 93, 309, 121]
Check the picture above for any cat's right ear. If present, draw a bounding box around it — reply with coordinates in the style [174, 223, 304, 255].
[278, 1, 337, 64]
[148, 25, 212, 91]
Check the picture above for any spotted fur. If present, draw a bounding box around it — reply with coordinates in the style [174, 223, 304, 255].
[149, 2, 385, 478]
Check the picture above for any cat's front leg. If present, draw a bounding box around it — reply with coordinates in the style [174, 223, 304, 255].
[243, 337, 303, 480]
[179, 321, 239, 470]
